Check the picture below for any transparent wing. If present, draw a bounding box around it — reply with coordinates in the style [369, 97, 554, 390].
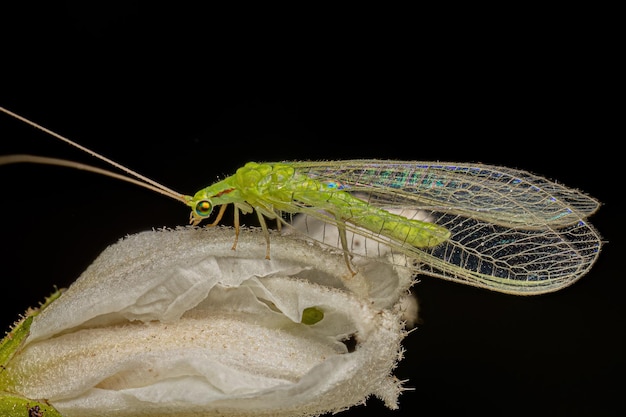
[284, 160, 602, 295]
[289, 160, 600, 227]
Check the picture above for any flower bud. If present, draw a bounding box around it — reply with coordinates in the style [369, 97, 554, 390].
[2, 227, 415, 417]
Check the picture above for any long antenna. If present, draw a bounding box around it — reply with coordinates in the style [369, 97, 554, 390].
[0, 106, 189, 204]
[0, 154, 189, 203]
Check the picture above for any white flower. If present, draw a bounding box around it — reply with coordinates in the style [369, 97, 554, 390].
[3, 226, 415, 417]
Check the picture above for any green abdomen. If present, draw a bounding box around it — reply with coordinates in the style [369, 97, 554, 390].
[346, 204, 450, 248]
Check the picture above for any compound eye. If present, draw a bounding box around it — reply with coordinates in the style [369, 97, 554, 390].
[195, 200, 213, 217]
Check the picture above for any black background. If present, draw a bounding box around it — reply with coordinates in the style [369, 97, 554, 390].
[0, 4, 621, 417]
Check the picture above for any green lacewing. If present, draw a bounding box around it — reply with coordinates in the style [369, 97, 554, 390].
[0, 107, 602, 295]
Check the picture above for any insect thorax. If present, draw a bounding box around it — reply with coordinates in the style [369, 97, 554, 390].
[236, 162, 322, 202]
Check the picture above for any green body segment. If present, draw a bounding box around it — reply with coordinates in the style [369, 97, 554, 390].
[336, 201, 450, 247]
[188, 162, 450, 249]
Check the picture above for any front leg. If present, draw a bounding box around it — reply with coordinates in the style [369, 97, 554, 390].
[207, 204, 228, 227]
[231, 202, 255, 251]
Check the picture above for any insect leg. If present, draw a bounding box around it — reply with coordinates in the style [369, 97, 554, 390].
[231, 204, 240, 251]
[207, 204, 228, 227]
[274, 210, 283, 233]
[229, 202, 256, 251]
[255, 210, 272, 260]
[334, 213, 357, 276]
